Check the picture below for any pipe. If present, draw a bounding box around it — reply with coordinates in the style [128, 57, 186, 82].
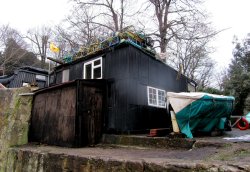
[47, 57, 64, 65]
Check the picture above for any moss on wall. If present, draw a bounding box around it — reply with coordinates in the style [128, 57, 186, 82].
[0, 88, 32, 171]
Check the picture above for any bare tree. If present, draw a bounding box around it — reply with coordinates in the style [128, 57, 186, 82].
[72, 0, 135, 32]
[168, 29, 213, 74]
[55, 1, 132, 59]
[25, 26, 52, 68]
[0, 25, 31, 75]
[0, 25, 26, 49]
[63, 6, 106, 46]
[165, 21, 216, 88]
[140, 1, 219, 88]
[195, 59, 215, 88]
[214, 68, 228, 91]
[144, 0, 217, 54]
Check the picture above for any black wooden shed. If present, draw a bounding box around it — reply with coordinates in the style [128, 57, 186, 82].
[47, 42, 195, 134]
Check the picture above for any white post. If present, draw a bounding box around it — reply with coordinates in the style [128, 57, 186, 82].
[170, 110, 180, 133]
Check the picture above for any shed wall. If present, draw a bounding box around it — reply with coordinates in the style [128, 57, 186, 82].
[30, 84, 76, 147]
[103, 45, 187, 132]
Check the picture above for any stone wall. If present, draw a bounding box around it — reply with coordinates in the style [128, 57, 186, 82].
[0, 88, 32, 172]
[5, 146, 250, 172]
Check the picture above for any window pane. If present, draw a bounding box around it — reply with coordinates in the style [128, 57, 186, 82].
[158, 90, 165, 107]
[152, 99, 157, 105]
[149, 98, 153, 104]
[93, 67, 101, 79]
[153, 93, 157, 100]
[149, 88, 152, 94]
[149, 93, 153, 99]
[94, 59, 101, 66]
[152, 89, 156, 94]
[148, 87, 157, 106]
[85, 64, 92, 79]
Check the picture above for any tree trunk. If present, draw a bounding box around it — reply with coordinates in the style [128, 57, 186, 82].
[41, 55, 45, 68]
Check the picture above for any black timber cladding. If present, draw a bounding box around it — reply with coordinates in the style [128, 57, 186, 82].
[50, 43, 190, 133]
[29, 79, 106, 147]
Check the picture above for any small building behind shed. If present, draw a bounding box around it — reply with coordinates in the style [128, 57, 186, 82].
[0, 66, 48, 88]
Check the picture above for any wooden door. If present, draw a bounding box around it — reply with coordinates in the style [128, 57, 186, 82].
[78, 85, 103, 146]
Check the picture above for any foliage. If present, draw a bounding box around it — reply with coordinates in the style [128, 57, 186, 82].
[197, 86, 223, 95]
[223, 35, 250, 115]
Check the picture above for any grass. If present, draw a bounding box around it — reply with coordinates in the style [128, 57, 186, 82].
[207, 147, 250, 161]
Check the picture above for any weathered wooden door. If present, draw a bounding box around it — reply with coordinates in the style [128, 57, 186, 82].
[77, 84, 104, 146]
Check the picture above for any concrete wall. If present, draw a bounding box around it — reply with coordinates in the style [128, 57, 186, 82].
[0, 88, 32, 172]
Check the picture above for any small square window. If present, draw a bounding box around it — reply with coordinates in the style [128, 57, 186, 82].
[62, 69, 69, 83]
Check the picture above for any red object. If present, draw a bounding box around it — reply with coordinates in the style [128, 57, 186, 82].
[148, 129, 157, 137]
[236, 117, 249, 130]
[148, 128, 169, 137]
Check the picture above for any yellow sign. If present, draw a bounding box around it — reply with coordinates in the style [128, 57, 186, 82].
[50, 42, 59, 53]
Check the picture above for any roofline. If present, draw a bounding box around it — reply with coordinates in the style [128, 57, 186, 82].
[18, 66, 48, 74]
[53, 42, 195, 84]
[54, 41, 156, 70]
[34, 79, 107, 95]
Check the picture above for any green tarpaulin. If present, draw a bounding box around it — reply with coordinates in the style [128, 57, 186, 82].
[167, 92, 235, 138]
[246, 112, 250, 123]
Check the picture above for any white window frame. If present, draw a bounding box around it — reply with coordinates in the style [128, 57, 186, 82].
[83, 57, 102, 79]
[36, 75, 46, 81]
[62, 69, 69, 83]
[147, 86, 166, 108]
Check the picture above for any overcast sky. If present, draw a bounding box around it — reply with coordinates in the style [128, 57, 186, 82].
[0, 0, 71, 31]
[204, 0, 250, 70]
[0, 0, 249, 70]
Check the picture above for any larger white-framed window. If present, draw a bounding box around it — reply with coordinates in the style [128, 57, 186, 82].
[83, 57, 102, 79]
[147, 86, 166, 108]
